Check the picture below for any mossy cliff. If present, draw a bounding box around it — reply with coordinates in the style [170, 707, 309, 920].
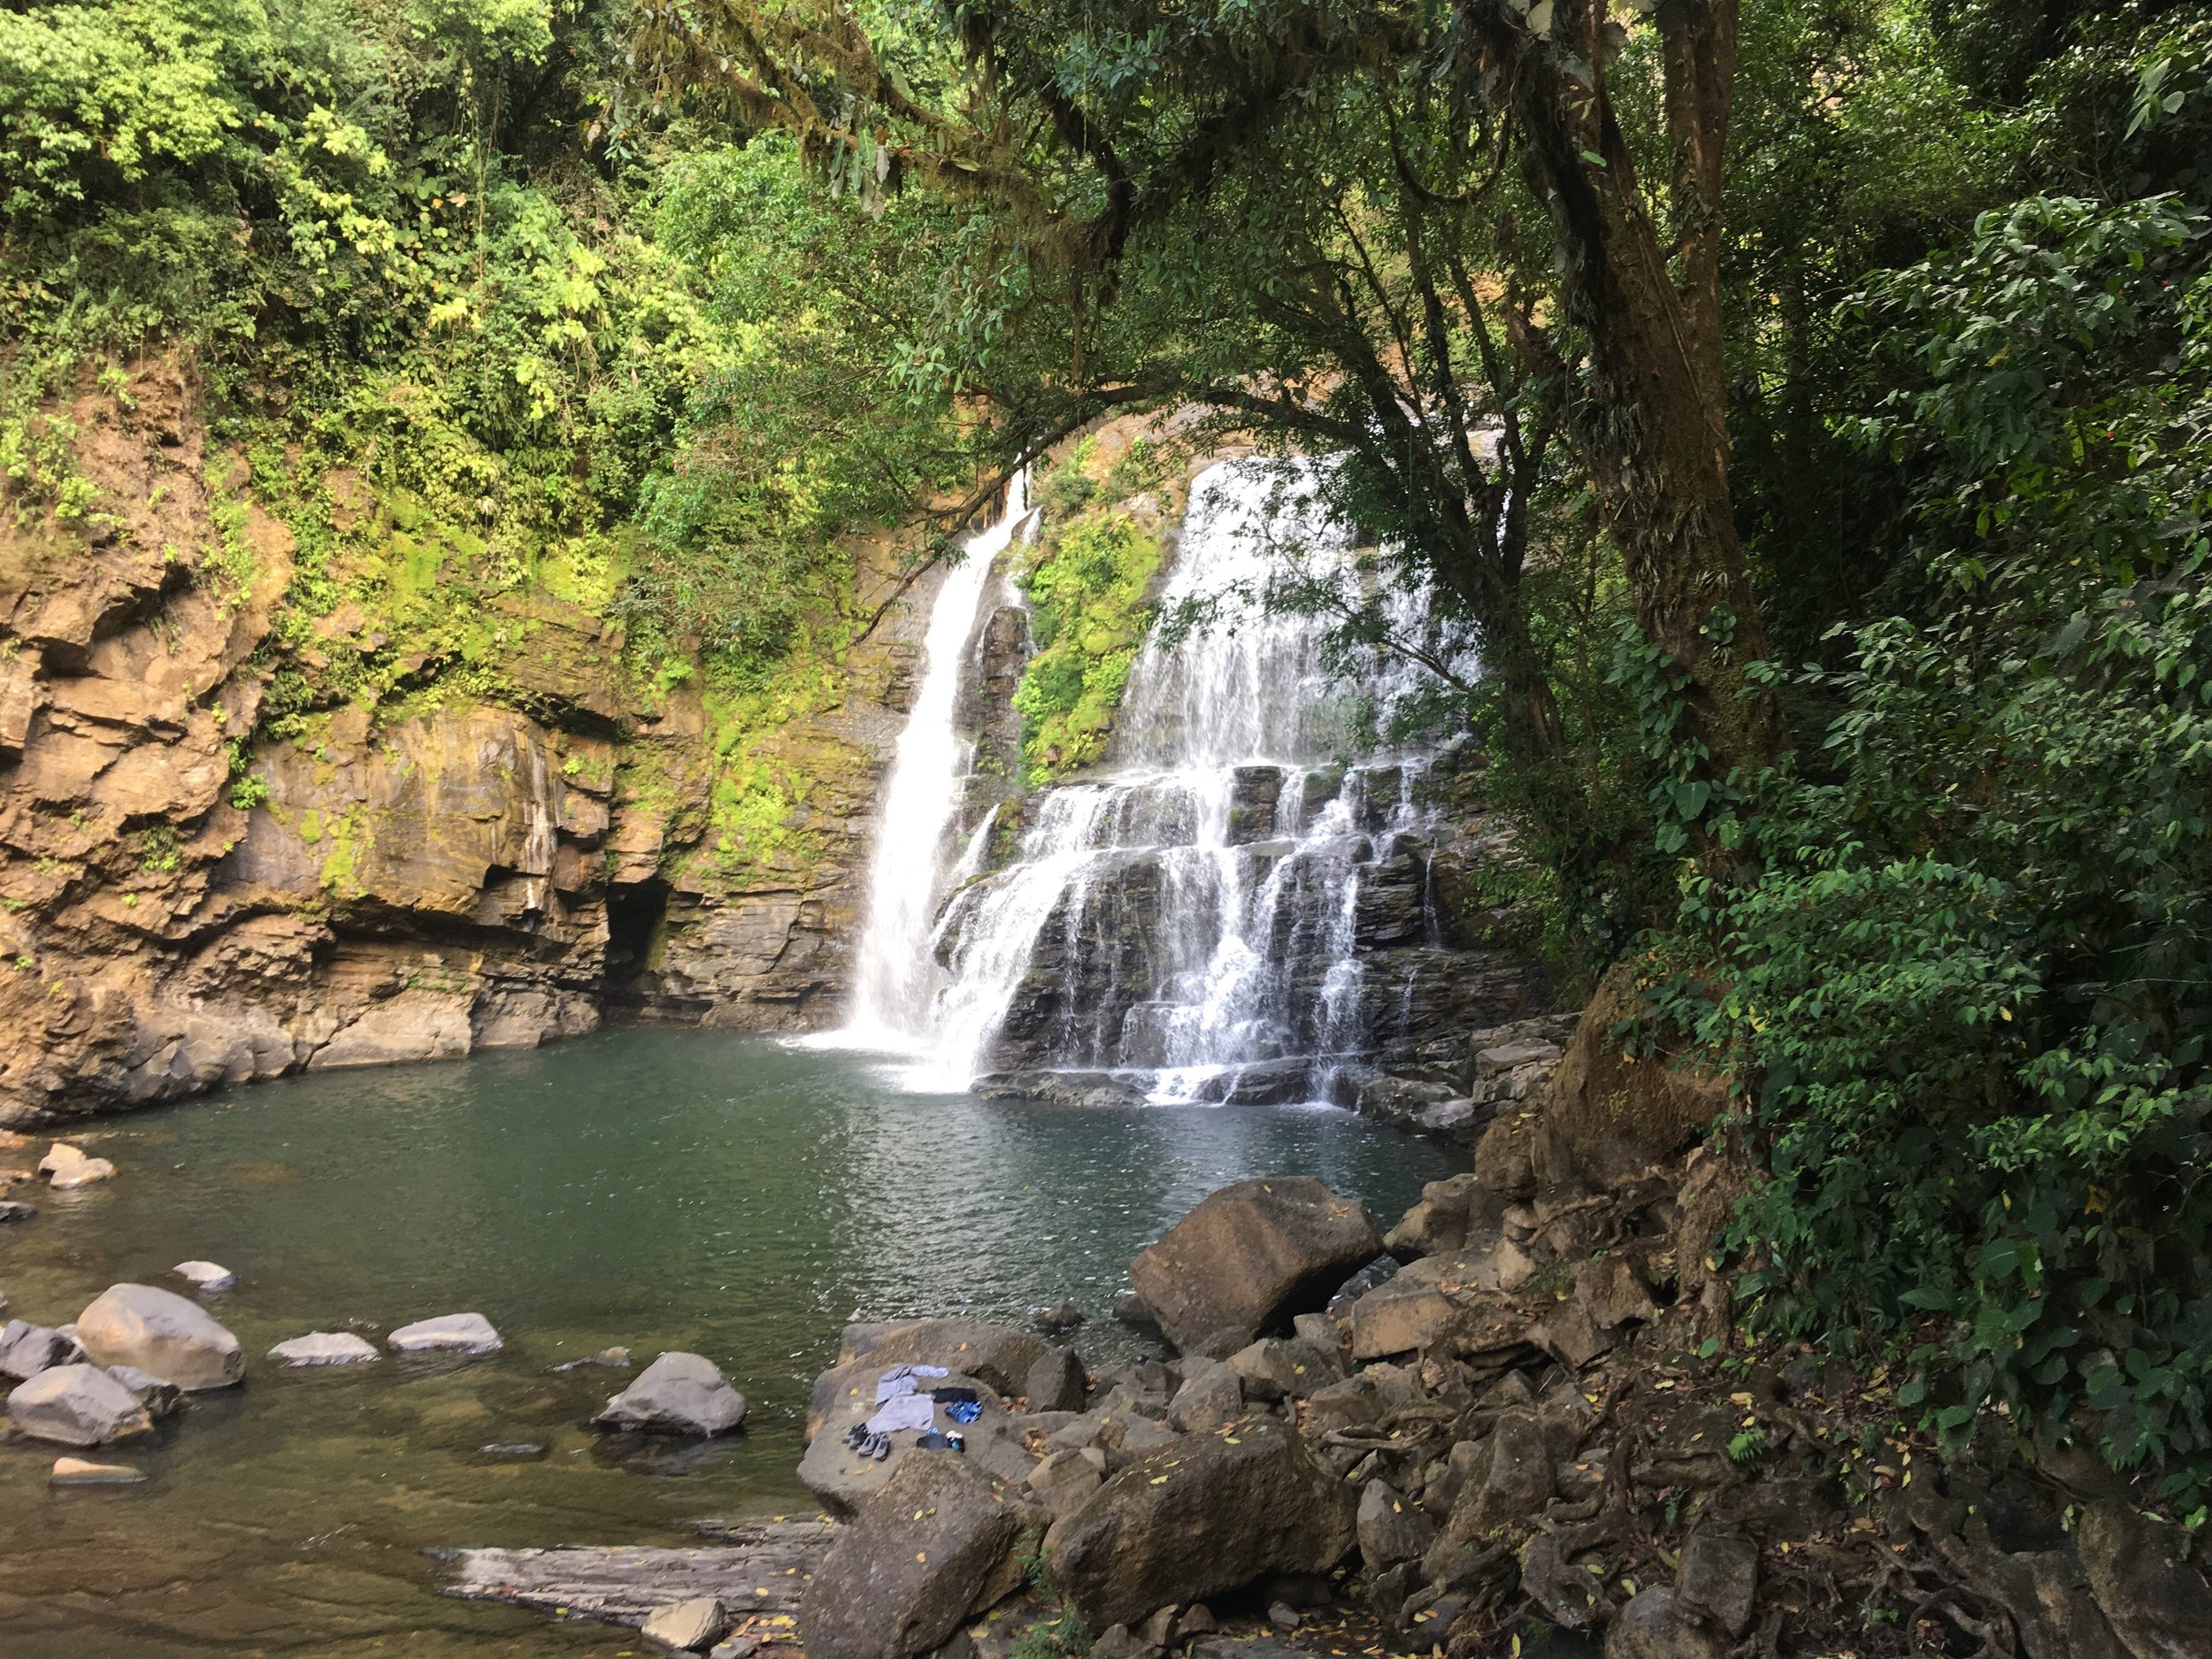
[0, 360, 937, 1122]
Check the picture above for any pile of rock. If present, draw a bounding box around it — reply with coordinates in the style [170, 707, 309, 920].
[2, 1283, 236, 1461]
[1330, 1012, 1580, 1141]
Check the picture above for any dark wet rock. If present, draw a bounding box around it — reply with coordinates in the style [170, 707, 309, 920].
[75, 1282, 243, 1389]
[1225, 765, 1284, 846]
[0, 1201, 35, 1223]
[1047, 1417, 1356, 1631]
[800, 1451, 1033, 1659]
[480, 1442, 549, 1460]
[972, 1070, 1152, 1109]
[1357, 1479, 1435, 1570]
[1024, 1346, 1089, 1413]
[1128, 1177, 1384, 1351]
[595, 1351, 748, 1437]
[550, 1345, 633, 1372]
[1187, 1059, 1314, 1106]
[1675, 1532, 1758, 1640]
[1028, 1302, 1086, 1333]
[1112, 1290, 1157, 1327]
[7, 1363, 154, 1447]
[1604, 1587, 1727, 1659]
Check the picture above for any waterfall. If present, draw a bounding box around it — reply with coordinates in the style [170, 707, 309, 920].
[833, 457, 1483, 1102]
[838, 473, 1033, 1049]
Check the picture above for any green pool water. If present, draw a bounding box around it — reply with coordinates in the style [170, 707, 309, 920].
[0, 1031, 1454, 1657]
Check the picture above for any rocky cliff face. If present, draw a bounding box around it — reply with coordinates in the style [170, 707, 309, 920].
[0, 364, 928, 1123]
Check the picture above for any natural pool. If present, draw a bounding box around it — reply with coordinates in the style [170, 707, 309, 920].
[0, 1031, 1454, 1656]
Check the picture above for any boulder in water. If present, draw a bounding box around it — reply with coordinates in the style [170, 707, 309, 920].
[104, 1363, 183, 1419]
[388, 1312, 502, 1355]
[595, 1351, 748, 1436]
[172, 1260, 236, 1293]
[50, 1455, 147, 1486]
[1129, 1178, 1383, 1350]
[8, 1363, 154, 1446]
[1046, 1417, 1356, 1631]
[75, 1283, 243, 1390]
[801, 1450, 1034, 1659]
[270, 1332, 382, 1366]
[39, 1142, 116, 1188]
[641, 1595, 727, 1652]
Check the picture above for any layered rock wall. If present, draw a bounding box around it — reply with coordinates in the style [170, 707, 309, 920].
[0, 364, 929, 1122]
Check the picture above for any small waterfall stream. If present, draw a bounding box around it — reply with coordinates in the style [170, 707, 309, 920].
[835, 460, 1484, 1101]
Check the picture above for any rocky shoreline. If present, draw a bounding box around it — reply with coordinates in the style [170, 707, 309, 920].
[427, 1004, 2210, 1659]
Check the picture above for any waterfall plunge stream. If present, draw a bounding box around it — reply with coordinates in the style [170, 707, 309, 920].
[833, 460, 1474, 1102]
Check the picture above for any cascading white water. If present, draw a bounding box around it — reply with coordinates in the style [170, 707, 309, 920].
[835, 457, 1472, 1099]
[837, 473, 1033, 1049]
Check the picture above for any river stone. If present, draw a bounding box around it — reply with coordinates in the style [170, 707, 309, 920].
[388, 1312, 502, 1354]
[39, 1142, 117, 1188]
[50, 1455, 147, 1486]
[1129, 1178, 1384, 1351]
[8, 1363, 155, 1446]
[271, 1332, 382, 1366]
[801, 1451, 1033, 1659]
[75, 1283, 243, 1390]
[0, 1200, 35, 1222]
[0, 1320, 84, 1380]
[1047, 1417, 1357, 1631]
[173, 1260, 236, 1292]
[641, 1595, 727, 1652]
[595, 1351, 748, 1436]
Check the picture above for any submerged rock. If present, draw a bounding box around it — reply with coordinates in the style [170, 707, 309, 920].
[50, 1455, 147, 1486]
[172, 1260, 236, 1293]
[8, 1363, 155, 1447]
[388, 1312, 502, 1355]
[39, 1143, 117, 1189]
[1129, 1177, 1384, 1350]
[270, 1332, 382, 1366]
[801, 1451, 1033, 1659]
[75, 1283, 243, 1390]
[0, 1200, 35, 1223]
[595, 1351, 748, 1437]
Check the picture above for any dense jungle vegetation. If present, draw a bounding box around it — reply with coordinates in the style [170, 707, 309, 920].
[5, 0, 2210, 1514]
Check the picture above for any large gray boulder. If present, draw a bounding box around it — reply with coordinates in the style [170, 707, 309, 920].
[8, 1363, 155, 1447]
[1129, 1179, 1382, 1351]
[1046, 1417, 1356, 1630]
[595, 1351, 748, 1437]
[800, 1451, 1033, 1659]
[75, 1283, 243, 1390]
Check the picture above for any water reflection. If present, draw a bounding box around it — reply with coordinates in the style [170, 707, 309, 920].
[0, 1030, 1450, 1655]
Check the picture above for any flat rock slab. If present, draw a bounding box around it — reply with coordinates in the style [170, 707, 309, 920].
[439, 1519, 833, 1631]
[271, 1332, 382, 1366]
[390, 1313, 502, 1355]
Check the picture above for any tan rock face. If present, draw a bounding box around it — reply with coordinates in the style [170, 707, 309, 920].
[0, 360, 935, 1124]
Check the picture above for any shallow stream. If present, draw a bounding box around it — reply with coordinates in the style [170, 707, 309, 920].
[0, 1032, 1451, 1655]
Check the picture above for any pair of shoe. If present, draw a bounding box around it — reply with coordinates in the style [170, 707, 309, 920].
[841, 1425, 895, 1460]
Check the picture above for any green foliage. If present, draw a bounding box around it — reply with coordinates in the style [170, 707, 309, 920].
[1644, 193, 2212, 1500]
[1011, 508, 1164, 784]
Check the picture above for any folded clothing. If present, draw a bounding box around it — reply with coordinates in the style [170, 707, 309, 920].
[862, 1392, 937, 1436]
[874, 1363, 951, 1403]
